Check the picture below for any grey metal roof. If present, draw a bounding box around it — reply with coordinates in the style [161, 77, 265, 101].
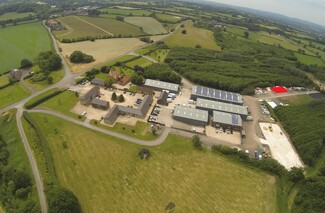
[158, 91, 168, 102]
[196, 98, 247, 116]
[82, 86, 100, 101]
[212, 111, 242, 127]
[144, 79, 179, 92]
[91, 78, 105, 86]
[91, 98, 108, 107]
[192, 86, 243, 104]
[173, 105, 208, 123]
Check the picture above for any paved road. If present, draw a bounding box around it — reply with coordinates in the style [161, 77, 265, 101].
[29, 108, 171, 146]
[16, 109, 47, 213]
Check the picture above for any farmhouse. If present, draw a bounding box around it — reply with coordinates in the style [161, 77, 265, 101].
[157, 91, 168, 106]
[91, 98, 109, 110]
[196, 98, 248, 119]
[137, 86, 154, 95]
[144, 79, 179, 93]
[9, 69, 23, 81]
[212, 111, 242, 130]
[173, 105, 208, 126]
[80, 86, 100, 106]
[109, 70, 122, 82]
[91, 78, 105, 87]
[191, 86, 244, 105]
[104, 95, 153, 125]
[119, 76, 130, 85]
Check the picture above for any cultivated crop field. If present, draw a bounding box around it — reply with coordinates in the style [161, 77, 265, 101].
[99, 8, 152, 16]
[58, 38, 145, 72]
[29, 113, 276, 213]
[0, 21, 52, 74]
[0, 12, 34, 21]
[53, 16, 144, 40]
[124, 17, 168, 34]
[165, 21, 221, 51]
[155, 13, 180, 23]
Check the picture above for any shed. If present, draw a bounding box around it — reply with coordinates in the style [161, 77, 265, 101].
[157, 91, 168, 106]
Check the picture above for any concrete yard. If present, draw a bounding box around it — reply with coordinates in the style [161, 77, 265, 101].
[205, 126, 241, 145]
[259, 122, 304, 170]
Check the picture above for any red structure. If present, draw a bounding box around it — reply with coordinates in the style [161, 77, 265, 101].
[271, 86, 288, 93]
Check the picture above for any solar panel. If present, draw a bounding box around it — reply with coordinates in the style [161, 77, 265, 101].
[220, 91, 226, 99]
[231, 114, 239, 124]
[215, 90, 220, 98]
[196, 86, 202, 95]
[226, 92, 233, 101]
[233, 94, 238, 101]
[208, 88, 214, 96]
[202, 87, 208, 96]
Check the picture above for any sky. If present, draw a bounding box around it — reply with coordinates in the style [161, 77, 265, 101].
[209, 0, 325, 26]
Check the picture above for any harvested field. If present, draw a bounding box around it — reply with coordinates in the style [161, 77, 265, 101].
[124, 17, 167, 35]
[58, 38, 145, 73]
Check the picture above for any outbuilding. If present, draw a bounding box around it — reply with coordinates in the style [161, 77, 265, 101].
[91, 98, 109, 110]
[80, 86, 100, 106]
[157, 91, 168, 106]
[91, 78, 105, 87]
[212, 111, 242, 130]
[173, 105, 208, 126]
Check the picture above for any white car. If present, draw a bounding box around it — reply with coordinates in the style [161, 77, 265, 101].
[81, 111, 87, 116]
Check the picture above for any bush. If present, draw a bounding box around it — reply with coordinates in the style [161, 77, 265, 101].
[288, 167, 305, 183]
[139, 148, 151, 159]
[70, 51, 94, 63]
[20, 59, 33, 68]
[48, 187, 81, 213]
[31, 72, 47, 82]
[15, 187, 31, 198]
[192, 135, 202, 149]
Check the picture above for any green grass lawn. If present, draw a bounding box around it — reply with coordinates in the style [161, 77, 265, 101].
[124, 17, 167, 35]
[165, 21, 221, 51]
[135, 44, 156, 55]
[278, 94, 313, 105]
[125, 57, 153, 68]
[24, 68, 65, 91]
[154, 13, 180, 23]
[54, 16, 144, 40]
[0, 110, 39, 210]
[0, 83, 30, 110]
[148, 49, 170, 63]
[294, 53, 324, 66]
[91, 120, 158, 140]
[105, 55, 138, 66]
[99, 8, 152, 16]
[0, 74, 10, 87]
[0, 21, 53, 74]
[38, 90, 83, 120]
[0, 12, 34, 21]
[28, 112, 277, 213]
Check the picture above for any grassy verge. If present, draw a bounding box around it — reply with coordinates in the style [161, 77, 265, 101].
[24, 68, 64, 91]
[26, 112, 277, 213]
[38, 90, 85, 121]
[0, 83, 30, 110]
[90, 120, 158, 140]
[0, 110, 40, 211]
[24, 88, 65, 109]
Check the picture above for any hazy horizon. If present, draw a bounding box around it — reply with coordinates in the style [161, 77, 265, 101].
[208, 0, 325, 27]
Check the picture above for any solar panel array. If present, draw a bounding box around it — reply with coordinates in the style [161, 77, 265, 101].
[192, 86, 243, 104]
[212, 111, 242, 127]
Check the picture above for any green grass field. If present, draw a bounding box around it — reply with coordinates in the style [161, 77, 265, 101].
[148, 49, 170, 63]
[124, 17, 167, 35]
[0, 110, 39, 210]
[0, 75, 10, 87]
[294, 53, 324, 66]
[0, 12, 34, 21]
[0, 21, 53, 74]
[28, 112, 276, 213]
[165, 21, 221, 51]
[278, 94, 313, 105]
[125, 57, 153, 68]
[99, 8, 152, 16]
[38, 90, 82, 120]
[24, 68, 65, 91]
[0, 83, 30, 110]
[54, 15, 145, 40]
[154, 13, 180, 23]
[91, 120, 158, 140]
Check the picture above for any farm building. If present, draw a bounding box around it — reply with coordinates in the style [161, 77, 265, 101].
[104, 95, 153, 125]
[173, 105, 208, 126]
[157, 91, 168, 106]
[91, 98, 109, 110]
[119, 76, 130, 85]
[109, 70, 122, 82]
[9, 69, 23, 81]
[91, 78, 105, 87]
[80, 86, 100, 106]
[144, 79, 179, 93]
[137, 86, 154, 95]
[212, 111, 242, 130]
[196, 98, 248, 119]
[191, 86, 243, 105]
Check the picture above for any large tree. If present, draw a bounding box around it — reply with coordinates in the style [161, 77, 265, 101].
[48, 188, 81, 213]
